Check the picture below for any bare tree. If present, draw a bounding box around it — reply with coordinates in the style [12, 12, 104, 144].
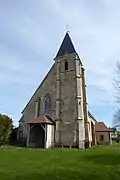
[113, 61, 120, 102]
[113, 61, 120, 128]
[113, 109, 120, 128]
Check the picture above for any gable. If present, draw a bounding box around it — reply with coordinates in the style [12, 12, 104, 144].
[21, 63, 56, 117]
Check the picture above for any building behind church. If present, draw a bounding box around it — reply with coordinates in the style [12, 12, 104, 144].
[17, 32, 111, 148]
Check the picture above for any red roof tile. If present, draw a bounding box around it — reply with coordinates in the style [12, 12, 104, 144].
[27, 115, 55, 125]
[95, 122, 111, 132]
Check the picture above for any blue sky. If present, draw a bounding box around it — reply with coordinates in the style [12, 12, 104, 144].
[0, 0, 119, 127]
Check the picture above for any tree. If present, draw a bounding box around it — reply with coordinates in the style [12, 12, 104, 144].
[114, 61, 120, 102]
[113, 109, 120, 128]
[0, 114, 13, 145]
[113, 61, 120, 128]
[9, 127, 18, 145]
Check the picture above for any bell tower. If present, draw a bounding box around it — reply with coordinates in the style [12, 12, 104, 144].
[54, 32, 88, 148]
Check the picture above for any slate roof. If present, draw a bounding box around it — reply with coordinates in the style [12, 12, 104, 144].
[88, 111, 97, 122]
[95, 122, 111, 132]
[27, 115, 55, 125]
[56, 32, 76, 58]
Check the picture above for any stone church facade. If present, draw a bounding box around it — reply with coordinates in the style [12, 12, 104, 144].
[17, 32, 97, 148]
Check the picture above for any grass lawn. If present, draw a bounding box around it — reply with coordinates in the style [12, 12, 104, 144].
[0, 144, 120, 180]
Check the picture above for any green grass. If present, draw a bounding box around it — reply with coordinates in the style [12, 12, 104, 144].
[0, 144, 120, 180]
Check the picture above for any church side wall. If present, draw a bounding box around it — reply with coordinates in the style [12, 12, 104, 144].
[88, 116, 93, 143]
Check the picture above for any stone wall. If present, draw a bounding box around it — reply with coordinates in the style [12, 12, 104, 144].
[55, 54, 84, 147]
[95, 131, 111, 145]
[60, 63, 76, 146]
[18, 63, 57, 145]
[18, 52, 87, 148]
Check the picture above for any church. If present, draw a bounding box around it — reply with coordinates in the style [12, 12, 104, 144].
[17, 32, 111, 148]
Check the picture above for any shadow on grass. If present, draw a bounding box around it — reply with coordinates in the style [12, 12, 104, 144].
[84, 152, 120, 165]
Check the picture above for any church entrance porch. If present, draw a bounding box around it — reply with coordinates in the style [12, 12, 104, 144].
[26, 115, 55, 148]
[28, 124, 45, 148]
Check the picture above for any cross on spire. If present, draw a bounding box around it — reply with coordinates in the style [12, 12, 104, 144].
[66, 25, 70, 33]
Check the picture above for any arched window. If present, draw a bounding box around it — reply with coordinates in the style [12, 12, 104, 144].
[44, 95, 51, 115]
[65, 61, 68, 70]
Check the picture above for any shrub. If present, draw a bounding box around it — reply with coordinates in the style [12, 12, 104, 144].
[0, 114, 13, 145]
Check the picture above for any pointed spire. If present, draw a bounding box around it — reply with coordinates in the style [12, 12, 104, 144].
[56, 32, 76, 58]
